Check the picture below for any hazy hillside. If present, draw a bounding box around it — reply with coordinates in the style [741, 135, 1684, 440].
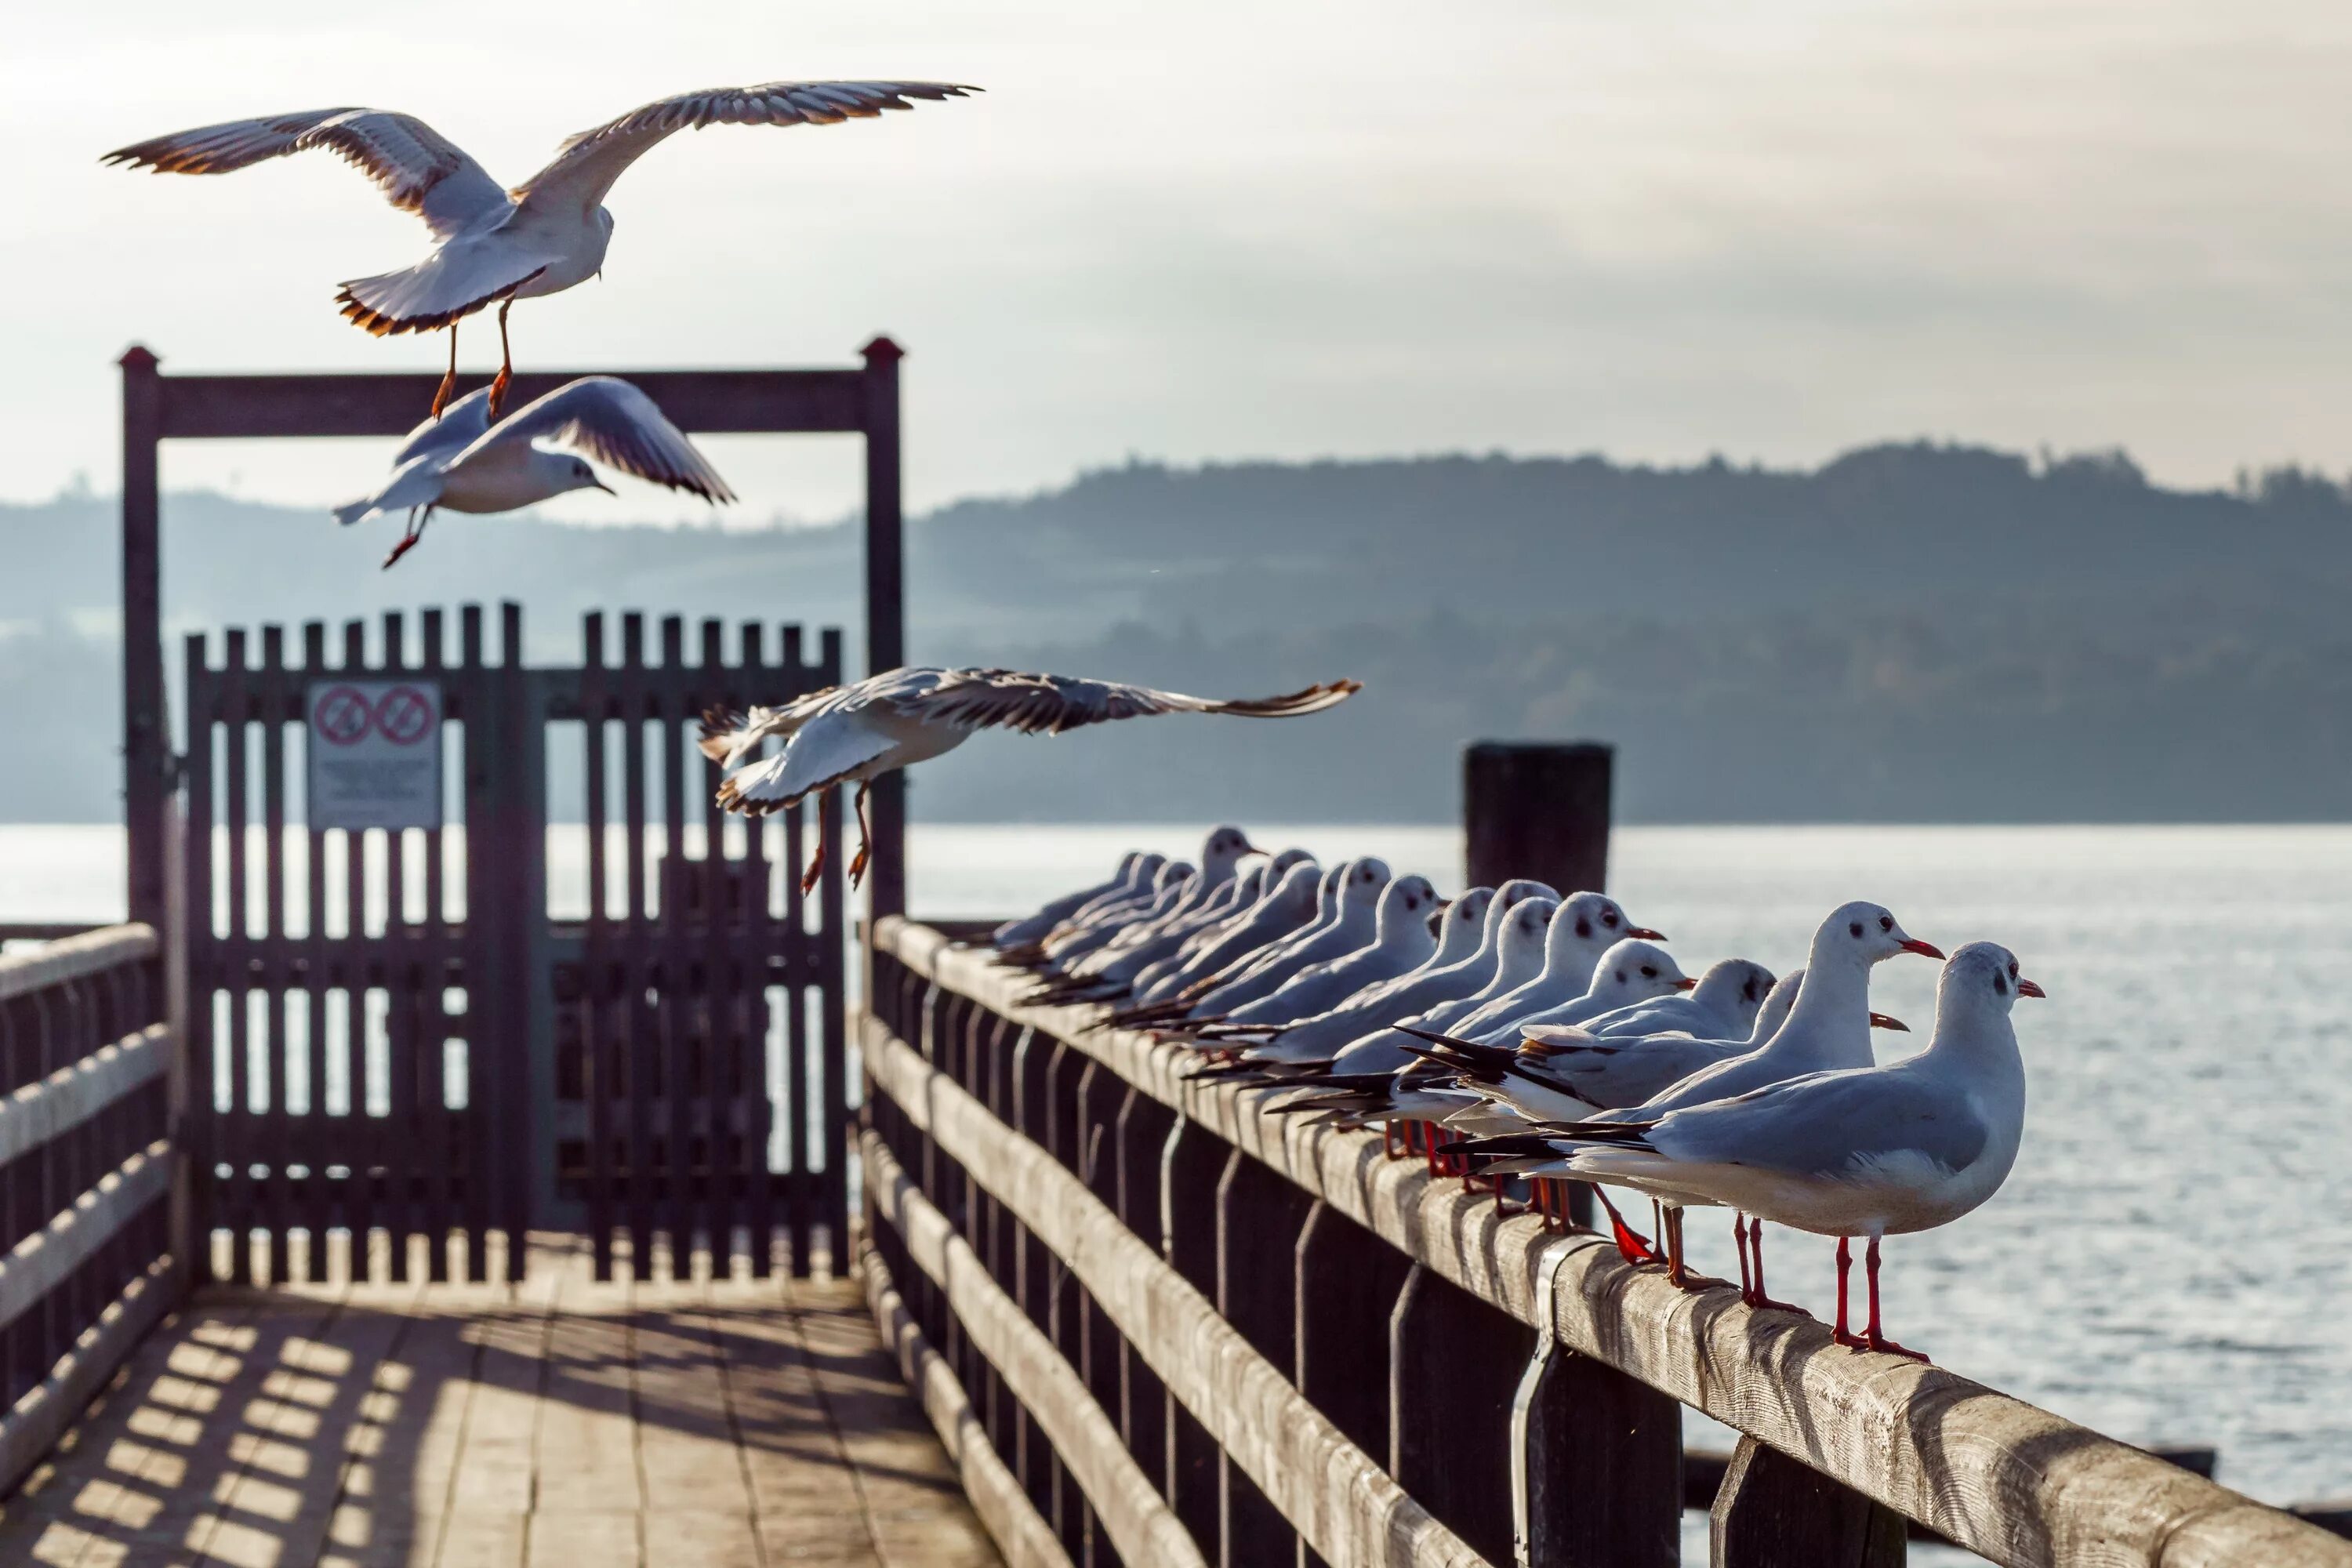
[5, 442, 2351, 823]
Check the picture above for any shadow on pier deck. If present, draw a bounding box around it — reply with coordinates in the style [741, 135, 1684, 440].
[0, 1236, 998, 1568]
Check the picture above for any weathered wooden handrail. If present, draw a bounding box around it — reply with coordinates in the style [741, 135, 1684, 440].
[862, 914, 2352, 1568]
[0, 924, 179, 1497]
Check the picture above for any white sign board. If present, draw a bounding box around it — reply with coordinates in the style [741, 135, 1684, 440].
[306, 679, 443, 832]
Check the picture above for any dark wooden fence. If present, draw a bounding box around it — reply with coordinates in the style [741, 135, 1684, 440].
[858, 916, 2352, 1568]
[558, 611, 848, 1280]
[0, 927, 174, 1497]
[180, 603, 852, 1287]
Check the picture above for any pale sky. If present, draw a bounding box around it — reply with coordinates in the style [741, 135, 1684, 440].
[8, 1, 2352, 524]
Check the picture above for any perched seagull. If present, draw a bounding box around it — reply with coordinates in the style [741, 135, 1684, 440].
[1462, 938, 1697, 1042]
[991, 852, 1155, 950]
[1578, 956, 1777, 1042]
[105, 82, 978, 418]
[1022, 829, 1267, 1003]
[1210, 876, 1443, 1027]
[1007, 858, 1193, 971]
[1111, 862, 1327, 1017]
[1440, 895, 1664, 1042]
[1183, 859, 1392, 1016]
[701, 670, 1359, 891]
[1465, 900, 1942, 1292]
[331, 379, 731, 567]
[1476, 942, 2044, 1361]
[1112, 850, 1318, 1011]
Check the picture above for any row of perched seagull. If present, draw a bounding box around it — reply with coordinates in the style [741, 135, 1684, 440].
[990, 832, 2046, 1363]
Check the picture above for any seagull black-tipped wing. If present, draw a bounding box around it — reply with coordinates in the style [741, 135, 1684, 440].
[883, 669, 1363, 736]
[103, 109, 509, 241]
[514, 81, 981, 213]
[459, 377, 735, 504]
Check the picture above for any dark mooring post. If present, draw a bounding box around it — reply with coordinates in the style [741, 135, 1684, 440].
[1462, 740, 1613, 1231]
[121, 346, 167, 930]
[1462, 741, 1613, 896]
[1710, 1436, 1907, 1568]
[862, 336, 909, 920]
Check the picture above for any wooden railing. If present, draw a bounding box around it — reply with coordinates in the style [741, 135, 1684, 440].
[860, 916, 2352, 1568]
[0, 925, 177, 1496]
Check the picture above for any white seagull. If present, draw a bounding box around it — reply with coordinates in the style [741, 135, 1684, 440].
[1497, 942, 2045, 1361]
[700, 670, 1360, 890]
[332, 378, 732, 567]
[104, 82, 979, 417]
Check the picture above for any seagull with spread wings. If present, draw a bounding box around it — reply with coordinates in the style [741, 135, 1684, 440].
[334, 376, 733, 568]
[103, 82, 979, 417]
[700, 669, 1363, 891]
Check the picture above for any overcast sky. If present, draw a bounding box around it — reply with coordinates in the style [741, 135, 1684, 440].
[9, 1, 2352, 524]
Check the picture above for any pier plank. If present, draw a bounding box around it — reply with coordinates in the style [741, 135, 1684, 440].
[0, 1239, 999, 1568]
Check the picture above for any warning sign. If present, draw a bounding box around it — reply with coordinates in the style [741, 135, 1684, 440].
[306, 679, 443, 832]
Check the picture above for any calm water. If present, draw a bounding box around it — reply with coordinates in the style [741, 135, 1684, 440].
[6, 821, 2349, 1519]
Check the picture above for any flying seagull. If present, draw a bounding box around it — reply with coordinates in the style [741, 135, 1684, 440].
[700, 668, 1363, 891]
[333, 377, 731, 567]
[103, 82, 979, 417]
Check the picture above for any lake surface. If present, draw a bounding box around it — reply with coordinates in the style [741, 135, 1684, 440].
[6, 820, 2349, 1523]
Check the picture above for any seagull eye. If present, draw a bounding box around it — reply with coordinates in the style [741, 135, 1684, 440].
[1878, 914, 1893, 931]
[1603, 910, 1619, 927]
[2007, 960, 2019, 978]
[1639, 964, 1657, 978]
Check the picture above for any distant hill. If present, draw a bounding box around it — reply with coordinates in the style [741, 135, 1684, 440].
[5, 442, 2351, 823]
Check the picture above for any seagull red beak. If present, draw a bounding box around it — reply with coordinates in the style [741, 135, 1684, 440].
[1671, 976, 1698, 991]
[1628, 926, 1668, 941]
[1898, 938, 1945, 959]
[2016, 978, 2047, 998]
[1869, 1011, 1909, 1032]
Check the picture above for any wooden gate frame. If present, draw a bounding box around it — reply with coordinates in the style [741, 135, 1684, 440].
[117, 342, 913, 932]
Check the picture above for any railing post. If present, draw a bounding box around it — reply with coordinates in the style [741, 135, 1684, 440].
[1160, 1116, 1225, 1556]
[1392, 1262, 1533, 1564]
[1515, 1249, 1681, 1566]
[1710, 1436, 1907, 1567]
[1214, 1149, 1314, 1566]
[1463, 739, 1611, 1229]
[122, 347, 168, 932]
[1295, 1201, 1414, 1462]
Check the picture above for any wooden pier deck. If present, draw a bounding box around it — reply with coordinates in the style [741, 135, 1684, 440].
[0, 1237, 1000, 1568]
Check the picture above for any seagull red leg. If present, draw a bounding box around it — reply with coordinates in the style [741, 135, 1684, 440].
[1742, 1217, 1810, 1315]
[1831, 1236, 1863, 1348]
[799, 789, 830, 895]
[1859, 1236, 1929, 1361]
[488, 299, 514, 419]
[430, 325, 459, 419]
[1592, 1187, 1660, 1267]
[1663, 1205, 1729, 1292]
[847, 781, 874, 887]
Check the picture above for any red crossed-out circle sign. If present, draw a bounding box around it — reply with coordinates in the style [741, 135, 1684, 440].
[373, 686, 435, 746]
[314, 685, 374, 747]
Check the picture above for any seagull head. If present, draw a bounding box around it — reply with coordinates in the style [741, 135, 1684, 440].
[1589, 939, 1690, 1004]
[1381, 875, 1442, 931]
[1200, 825, 1259, 874]
[1501, 896, 1559, 960]
[1344, 856, 1392, 907]
[1690, 958, 1777, 1025]
[542, 452, 615, 499]
[1939, 941, 2047, 1023]
[1548, 892, 1653, 971]
[1436, 887, 1494, 946]
[1814, 900, 1942, 969]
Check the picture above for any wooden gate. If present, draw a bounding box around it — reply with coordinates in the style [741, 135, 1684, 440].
[180, 604, 849, 1287]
